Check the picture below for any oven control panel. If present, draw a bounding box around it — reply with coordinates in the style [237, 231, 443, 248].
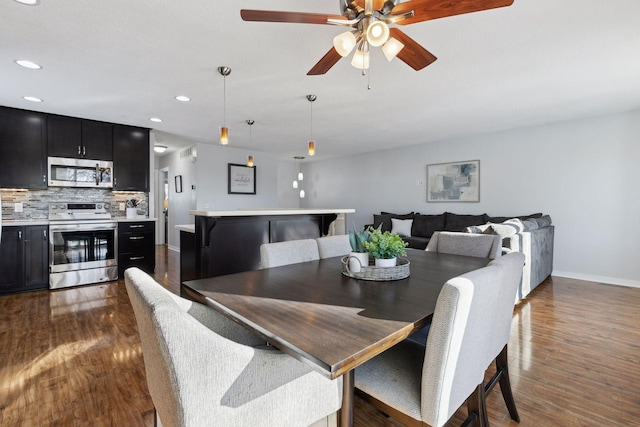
[49, 202, 112, 221]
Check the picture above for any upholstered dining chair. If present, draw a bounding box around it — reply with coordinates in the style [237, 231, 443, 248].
[125, 268, 342, 427]
[315, 235, 352, 259]
[410, 232, 503, 347]
[354, 252, 525, 427]
[425, 231, 502, 259]
[260, 239, 320, 268]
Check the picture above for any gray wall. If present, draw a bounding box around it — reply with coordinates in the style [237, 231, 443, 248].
[301, 109, 640, 288]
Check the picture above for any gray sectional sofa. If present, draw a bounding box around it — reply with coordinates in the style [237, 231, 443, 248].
[370, 211, 554, 301]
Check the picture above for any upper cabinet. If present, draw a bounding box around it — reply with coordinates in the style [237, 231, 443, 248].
[0, 106, 47, 189]
[48, 115, 113, 160]
[113, 125, 150, 191]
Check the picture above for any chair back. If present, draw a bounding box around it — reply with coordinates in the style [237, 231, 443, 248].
[485, 252, 525, 362]
[316, 235, 352, 259]
[426, 231, 502, 259]
[260, 239, 319, 268]
[421, 260, 506, 426]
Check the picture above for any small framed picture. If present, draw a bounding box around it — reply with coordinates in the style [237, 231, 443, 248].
[175, 175, 183, 193]
[427, 160, 480, 202]
[228, 163, 256, 195]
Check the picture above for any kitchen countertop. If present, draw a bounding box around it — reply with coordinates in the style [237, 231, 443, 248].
[1, 219, 50, 226]
[175, 224, 195, 233]
[189, 208, 355, 217]
[1, 217, 157, 226]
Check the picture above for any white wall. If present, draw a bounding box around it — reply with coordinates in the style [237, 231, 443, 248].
[302, 109, 640, 288]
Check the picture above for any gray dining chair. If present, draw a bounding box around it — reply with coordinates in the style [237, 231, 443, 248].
[354, 252, 525, 427]
[260, 239, 320, 268]
[125, 267, 342, 427]
[425, 231, 502, 259]
[316, 235, 352, 259]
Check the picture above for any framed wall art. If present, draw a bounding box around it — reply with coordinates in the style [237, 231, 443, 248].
[427, 160, 480, 202]
[175, 175, 183, 193]
[228, 163, 256, 195]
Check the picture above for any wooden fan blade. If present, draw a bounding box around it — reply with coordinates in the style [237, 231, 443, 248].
[307, 47, 343, 75]
[240, 9, 346, 25]
[391, 0, 514, 25]
[389, 28, 437, 71]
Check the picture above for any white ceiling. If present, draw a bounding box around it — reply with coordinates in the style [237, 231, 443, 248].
[1, 0, 639, 160]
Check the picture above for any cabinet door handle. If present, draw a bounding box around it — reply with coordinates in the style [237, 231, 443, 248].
[130, 225, 144, 229]
[82, 146, 86, 157]
[43, 174, 47, 184]
[78, 145, 82, 156]
[129, 256, 145, 261]
[43, 229, 47, 240]
[129, 236, 144, 240]
[18, 231, 22, 240]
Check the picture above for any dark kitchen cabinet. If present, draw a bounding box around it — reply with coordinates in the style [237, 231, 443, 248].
[118, 221, 155, 278]
[0, 106, 47, 189]
[48, 115, 112, 160]
[0, 225, 49, 294]
[113, 125, 150, 191]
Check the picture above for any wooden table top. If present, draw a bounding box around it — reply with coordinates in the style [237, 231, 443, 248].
[182, 249, 490, 379]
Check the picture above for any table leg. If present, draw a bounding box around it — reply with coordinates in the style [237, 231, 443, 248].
[338, 370, 354, 427]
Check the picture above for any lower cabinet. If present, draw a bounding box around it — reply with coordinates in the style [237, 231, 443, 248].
[118, 221, 155, 277]
[0, 225, 49, 294]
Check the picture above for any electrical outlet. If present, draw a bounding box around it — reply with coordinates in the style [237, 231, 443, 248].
[14, 202, 23, 212]
[119, 202, 125, 211]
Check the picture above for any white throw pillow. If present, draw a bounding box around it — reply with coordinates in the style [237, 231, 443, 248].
[391, 218, 413, 237]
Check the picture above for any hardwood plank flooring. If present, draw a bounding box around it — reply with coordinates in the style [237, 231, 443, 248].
[1, 246, 639, 426]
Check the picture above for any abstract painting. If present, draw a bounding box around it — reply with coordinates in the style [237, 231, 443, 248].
[427, 160, 479, 202]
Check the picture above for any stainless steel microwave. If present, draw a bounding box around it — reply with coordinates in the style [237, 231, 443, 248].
[48, 157, 113, 188]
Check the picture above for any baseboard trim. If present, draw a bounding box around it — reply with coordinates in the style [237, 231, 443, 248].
[168, 244, 180, 253]
[553, 271, 640, 289]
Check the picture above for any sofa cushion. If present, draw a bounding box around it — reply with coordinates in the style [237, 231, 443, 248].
[391, 218, 413, 237]
[488, 213, 543, 223]
[373, 212, 414, 232]
[402, 236, 429, 250]
[411, 214, 446, 238]
[444, 213, 489, 232]
[483, 221, 522, 239]
[532, 215, 552, 228]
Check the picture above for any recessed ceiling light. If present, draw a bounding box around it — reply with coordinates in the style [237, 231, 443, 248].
[154, 145, 168, 153]
[150, 117, 162, 123]
[15, 60, 42, 69]
[14, 0, 40, 5]
[175, 95, 190, 102]
[23, 96, 43, 102]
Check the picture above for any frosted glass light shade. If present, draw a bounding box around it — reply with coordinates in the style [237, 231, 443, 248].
[220, 126, 229, 145]
[333, 31, 357, 57]
[308, 141, 315, 156]
[293, 180, 298, 189]
[382, 37, 405, 61]
[299, 189, 305, 198]
[351, 49, 370, 70]
[366, 21, 389, 47]
[247, 155, 254, 167]
[298, 171, 304, 181]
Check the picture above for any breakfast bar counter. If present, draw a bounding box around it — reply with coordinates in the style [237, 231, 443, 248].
[181, 208, 354, 286]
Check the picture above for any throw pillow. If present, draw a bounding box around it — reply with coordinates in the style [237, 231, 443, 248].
[444, 213, 489, 232]
[391, 218, 413, 237]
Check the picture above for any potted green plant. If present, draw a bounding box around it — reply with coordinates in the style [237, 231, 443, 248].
[348, 225, 370, 273]
[362, 227, 408, 267]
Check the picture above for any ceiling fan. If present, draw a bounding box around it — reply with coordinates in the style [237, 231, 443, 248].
[241, 0, 514, 75]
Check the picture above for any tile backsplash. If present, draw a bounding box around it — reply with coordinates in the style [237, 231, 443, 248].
[1, 188, 148, 221]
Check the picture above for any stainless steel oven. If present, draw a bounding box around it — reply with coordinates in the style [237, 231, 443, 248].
[49, 202, 118, 289]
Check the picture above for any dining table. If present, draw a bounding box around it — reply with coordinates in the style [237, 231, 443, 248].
[181, 248, 491, 427]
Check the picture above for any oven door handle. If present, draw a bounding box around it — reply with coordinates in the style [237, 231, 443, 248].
[50, 222, 118, 232]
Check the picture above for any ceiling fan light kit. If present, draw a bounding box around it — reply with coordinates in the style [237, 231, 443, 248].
[241, 0, 515, 75]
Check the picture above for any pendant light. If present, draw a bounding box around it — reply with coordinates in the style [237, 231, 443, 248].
[306, 94, 316, 156]
[218, 66, 231, 145]
[246, 119, 254, 167]
[293, 156, 305, 198]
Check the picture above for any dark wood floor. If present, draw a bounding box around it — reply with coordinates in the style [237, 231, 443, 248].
[1, 246, 639, 426]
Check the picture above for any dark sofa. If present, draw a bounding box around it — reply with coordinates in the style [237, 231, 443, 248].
[370, 211, 554, 301]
